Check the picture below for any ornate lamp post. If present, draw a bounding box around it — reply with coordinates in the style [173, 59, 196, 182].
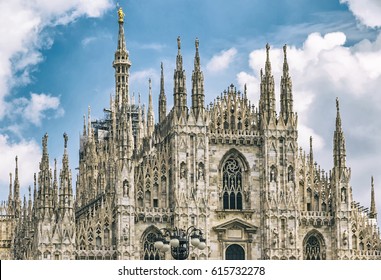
[154, 226, 207, 260]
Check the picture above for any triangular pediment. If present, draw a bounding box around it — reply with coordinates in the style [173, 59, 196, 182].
[213, 218, 257, 233]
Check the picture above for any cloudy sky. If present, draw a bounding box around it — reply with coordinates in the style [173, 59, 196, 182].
[1, 0, 381, 217]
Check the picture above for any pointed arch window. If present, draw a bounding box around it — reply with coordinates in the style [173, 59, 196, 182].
[143, 232, 161, 260]
[304, 234, 326, 260]
[222, 158, 243, 210]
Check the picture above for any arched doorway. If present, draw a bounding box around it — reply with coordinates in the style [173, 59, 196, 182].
[226, 244, 245, 260]
[303, 231, 326, 260]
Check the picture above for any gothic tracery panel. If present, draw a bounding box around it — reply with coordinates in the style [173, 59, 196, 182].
[222, 158, 243, 210]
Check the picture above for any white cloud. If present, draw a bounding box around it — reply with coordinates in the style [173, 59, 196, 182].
[24, 93, 64, 126]
[0, 0, 113, 119]
[81, 36, 97, 47]
[130, 68, 159, 84]
[341, 0, 381, 28]
[9, 93, 64, 126]
[139, 43, 166, 51]
[0, 134, 41, 199]
[207, 48, 237, 73]
[236, 71, 260, 102]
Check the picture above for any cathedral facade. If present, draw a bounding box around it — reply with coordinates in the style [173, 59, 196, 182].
[1, 8, 380, 260]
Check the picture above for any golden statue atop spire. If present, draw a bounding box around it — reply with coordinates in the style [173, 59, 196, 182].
[118, 7, 125, 23]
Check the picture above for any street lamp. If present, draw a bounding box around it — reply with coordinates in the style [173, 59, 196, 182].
[154, 226, 206, 260]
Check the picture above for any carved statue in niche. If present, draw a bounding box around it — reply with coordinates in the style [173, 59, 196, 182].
[198, 162, 204, 180]
[287, 167, 294, 182]
[341, 188, 346, 203]
[244, 189, 250, 203]
[289, 229, 295, 245]
[343, 230, 348, 246]
[270, 166, 277, 182]
[272, 228, 278, 246]
[123, 180, 129, 196]
[180, 162, 186, 179]
[122, 224, 129, 241]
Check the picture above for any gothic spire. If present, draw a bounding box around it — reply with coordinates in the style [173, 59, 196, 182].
[174, 36, 187, 118]
[309, 136, 314, 166]
[283, 44, 289, 75]
[280, 44, 294, 124]
[191, 37, 205, 118]
[59, 133, 73, 214]
[159, 62, 167, 123]
[259, 43, 276, 123]
[333, 98, 346, 170]
[8, 173, 12, 204]
[113, 6, 131, 116]
[14, 156, 21, 217]
[83, 114, 87, 136]
[53, 158, 58, 210]
[370, 176, 377, 219]
[265, 43, 272, 75]
[87, 106, 92, 138]
[147, 78, 154, 136]
[39, 133, 53, 218]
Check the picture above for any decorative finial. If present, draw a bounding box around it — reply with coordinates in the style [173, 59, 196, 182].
[195, 37, 199, 50]
[177, 36, 181, 50]
[283, 44, 287, 57]
[161, 61, 163, 72]
[118, 7, 125, 23]
[63, 132, 68, 149]
[336, 97, 340, 112]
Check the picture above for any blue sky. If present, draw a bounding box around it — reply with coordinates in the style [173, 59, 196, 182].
[1, 0, 381, 217]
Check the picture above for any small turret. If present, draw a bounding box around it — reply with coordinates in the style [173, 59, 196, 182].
[8, 173, 13, 205]
[309, 136, 314, 167]
[14, 156, 21, 218]
[259, 43, 276, 124]
[280, 44, 294, 124]
[59, 133, 73, 216]
[333, 98, 346, 170]
[191, 38, 205, 118]
[159, 62, 167, 123]
[370, 176, 378, 220]
[173, 36, 187, 118]
[147, 78, 154, 136]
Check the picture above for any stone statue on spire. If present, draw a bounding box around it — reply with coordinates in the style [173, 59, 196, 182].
[63, 132, 68, 149]
[118, 7, 125, 23]
[177, 36, 181, 50]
